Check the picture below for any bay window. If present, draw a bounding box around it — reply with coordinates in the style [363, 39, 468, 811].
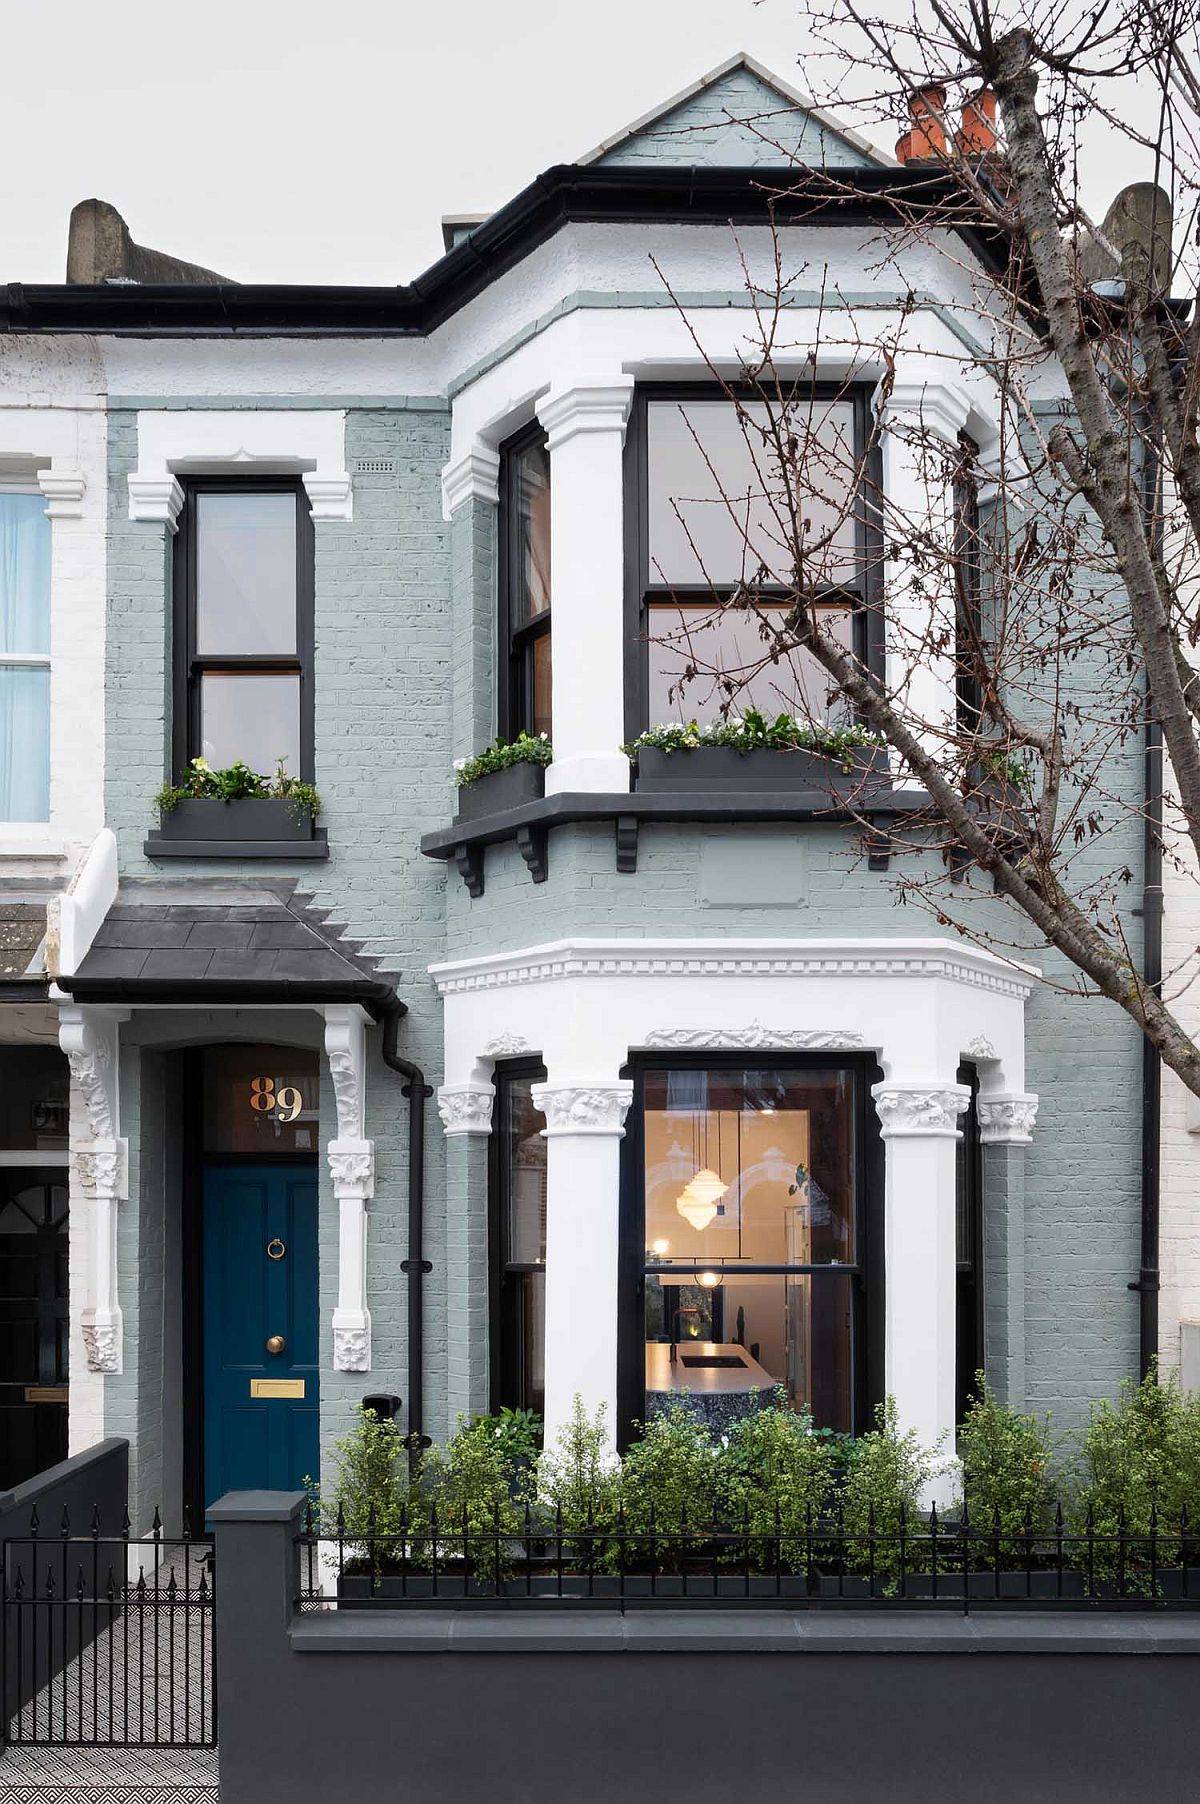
[173, 480, 313, 781]
[498, 426, 552, 740]
[0, 486, 51, 822]
[627, 387, 879, 734]
[491, 1062, 548, 1415]
[623, 1057, 879, 1437]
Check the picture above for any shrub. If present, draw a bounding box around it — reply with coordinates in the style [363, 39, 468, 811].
[620, 1405, 722, 1564]
[453, 732, 552, 787]
[958, 1374, 1056, 1557]
[472, 1406, 543, 1470]
[419, 1414, 532, 1573]
[537, 1398, 621, 1569]
[840, 1400, 942, 1580]
[1073, 1366, 1200, 1569]
[623, 708, 883, 763]
[326, 1403, 409, 1553]
[720, 1397, 836, 1570]
[156, 755, 320, 821]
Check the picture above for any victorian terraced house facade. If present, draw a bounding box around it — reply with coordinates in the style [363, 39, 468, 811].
[0, 55, 1182, 1526]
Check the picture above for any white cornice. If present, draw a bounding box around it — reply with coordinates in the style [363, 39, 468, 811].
[429, 937, 1039, 1001]
[536, 381, 635, 452]
[441, 445, 501, 519]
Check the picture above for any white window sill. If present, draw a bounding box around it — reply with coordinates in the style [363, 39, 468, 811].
[0, 828, 66, 859]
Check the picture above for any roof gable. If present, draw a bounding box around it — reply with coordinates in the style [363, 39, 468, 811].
[580, 54, 883, 171]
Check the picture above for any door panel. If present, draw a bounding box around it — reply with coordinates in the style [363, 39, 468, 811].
[202, 1163, 320, 1513]
[0, 1173, 69, 1489]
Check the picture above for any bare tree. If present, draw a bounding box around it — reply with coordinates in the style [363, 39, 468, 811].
[641, 0, 1200, 1094]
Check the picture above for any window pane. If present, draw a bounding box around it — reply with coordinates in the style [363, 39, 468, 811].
[503, 1078, 546, 1265]
[646, 600, 853, 726]
[647, 400, 858, 587]
[644, 1271, 854, 1431]
[518, 1270, 546, 1417]
[0, 492, 51, 655]
[200, 672, 300, 775]
[201, 1044, 320, 1154]
[195, 492, 297, 655]
[510, 439, 551, 626]
[0, 665, 50, 821]
[643, 1066, 856, 1266]
[0, 1048, 69, 1151]
[529, 631, 552, 739]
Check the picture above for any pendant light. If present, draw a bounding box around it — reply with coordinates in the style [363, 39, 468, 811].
[674, 1087, 727, 1231]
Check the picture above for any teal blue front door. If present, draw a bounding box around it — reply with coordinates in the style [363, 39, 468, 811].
[202, 1164, 319, 1513]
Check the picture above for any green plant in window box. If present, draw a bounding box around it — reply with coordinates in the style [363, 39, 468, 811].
[453, 732, 553, 788]
[155, 757, 321, 823]
[623, 709, 885, 766]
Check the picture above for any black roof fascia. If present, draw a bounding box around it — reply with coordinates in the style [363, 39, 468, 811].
[0, 977, 49, 1002]
[0, 165, 1007, 338]
[57, 976, 396, 1016]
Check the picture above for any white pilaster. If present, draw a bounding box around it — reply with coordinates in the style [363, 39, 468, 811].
[532, 1078, 634, 1449]
[535, 382, 634, 796]
[873, 1079, 970, 1505]
[59, 1005, 127, 1377]
[324, 1006, 375, 1372]
[873, 368, 972, 764]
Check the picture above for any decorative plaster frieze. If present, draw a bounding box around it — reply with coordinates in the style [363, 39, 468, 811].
[37, 468, 87, 518]
[325, 1007, 368, 1141]
[333, 1323, 371, 1372]
[302, 473, 354, 522]
[429, 938, 1038, 1001]
[483, 1032, 533, 1058]
[73, 1140, 128, 1201]
[872, 1082, 971, 1138]
[127, 473, 185, 530]
[328, 1137, 375, 1198]
[531, 1081, 634, 1136]
[964, 1035, 998, 1061]
[441, 445, 501, 519]
[977, 1093, 1039, 1145]
[81, 1317, 122, 1376]
[437, 1085, 495, 1136]
[644, 1024, 867, 1051]
[536, 381, 635, 453]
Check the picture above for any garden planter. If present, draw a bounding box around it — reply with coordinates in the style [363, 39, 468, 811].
[634, 744, 891, 797]
[454, 760, 546, 823]
[155, 797, 317, 843]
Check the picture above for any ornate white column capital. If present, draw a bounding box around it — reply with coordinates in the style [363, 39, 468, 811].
[328, 1136, 375, 1199]
[437, 1084, 494, 1136]
[532, 1080, 634, 1137]
[127, 472, 185, 531]
[536, 380, 635, 453]
[977, 1093, 1039, 1145]
[37, 468, 87, 518]
[872, 1080, 971, 1138]
[441, 444, 501, 519]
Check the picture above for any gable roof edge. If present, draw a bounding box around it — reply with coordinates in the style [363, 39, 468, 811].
[574, 50, 893, 171]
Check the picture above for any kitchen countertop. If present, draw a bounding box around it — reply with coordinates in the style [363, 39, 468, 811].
[645, 1341, 777, 1395]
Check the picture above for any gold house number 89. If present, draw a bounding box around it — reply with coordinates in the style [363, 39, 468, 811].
[250, 1076, 303, 1123]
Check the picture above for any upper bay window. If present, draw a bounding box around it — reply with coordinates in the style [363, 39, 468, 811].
[173, 480, 314, 782]
[628, 387, 878, 734]
[0, 486, 51, 822]
[498, 425, 552, 741]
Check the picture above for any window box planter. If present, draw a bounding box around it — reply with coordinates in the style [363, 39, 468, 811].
[454, 760, 546, 823]
[145, 797, 328, 860]
[634, 743, 891, 796]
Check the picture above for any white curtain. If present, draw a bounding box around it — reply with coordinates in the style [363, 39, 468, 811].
[0, 491, 51, 821]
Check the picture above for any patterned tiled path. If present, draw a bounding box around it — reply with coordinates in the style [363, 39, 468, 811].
[0, 1744, 217, 1803]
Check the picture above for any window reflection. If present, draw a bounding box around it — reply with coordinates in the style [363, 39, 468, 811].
[496, 1072, 547, 1417]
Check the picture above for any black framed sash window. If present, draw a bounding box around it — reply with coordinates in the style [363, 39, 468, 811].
[490, 1062, 548, 1415]
[620, 1056, 882, 1440]
[173, 479, 314, 782]
[623, 385, 883, 738]
[953, 434, 984, 732]
[955, 1061, 983, 1421]
[497, 425, 552, 740]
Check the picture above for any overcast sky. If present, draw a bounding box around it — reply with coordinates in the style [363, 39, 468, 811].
[1, 0, 1158, 287]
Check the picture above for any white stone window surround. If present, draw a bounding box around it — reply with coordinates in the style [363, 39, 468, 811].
[0, 404, 103, 863]
[440, 305, 1002, 798]
[128, 410, 353, 529]
[430, 934, 1038, 1496]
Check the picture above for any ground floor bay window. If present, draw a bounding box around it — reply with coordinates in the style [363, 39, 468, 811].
[619, 1057, 880, 1441]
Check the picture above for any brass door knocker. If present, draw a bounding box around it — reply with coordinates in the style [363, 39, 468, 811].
[266, 1238, 286, 1261]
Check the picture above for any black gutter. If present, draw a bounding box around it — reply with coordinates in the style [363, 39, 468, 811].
[0, 164, 1011, 339]
[55, 976, 395, 1012]
[380, 998, 434, 1460]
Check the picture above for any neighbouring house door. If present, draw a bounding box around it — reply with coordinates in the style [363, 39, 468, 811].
[202, 1163, 319, 1513]
[0, 1172, 69, 1489]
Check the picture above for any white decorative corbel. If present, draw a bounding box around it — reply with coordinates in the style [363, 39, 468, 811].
[59, 1005, 127, 1375]
[441, 445, 500, 520]
[37, 468, 87, 519]
[324, 1006, 375, 1372]
[302, 472, 354, 522]
[127, 473, 185, 531]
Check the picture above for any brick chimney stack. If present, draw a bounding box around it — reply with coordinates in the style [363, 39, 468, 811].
[955, 88, 998, 156]
[894, 84, 947, 164]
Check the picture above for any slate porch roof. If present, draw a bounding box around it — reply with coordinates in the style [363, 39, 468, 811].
[59, 880, 399, 1015]
[0, 889, 55, 1000]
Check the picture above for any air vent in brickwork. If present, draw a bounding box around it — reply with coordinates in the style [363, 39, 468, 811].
[354, 458, 396, 475]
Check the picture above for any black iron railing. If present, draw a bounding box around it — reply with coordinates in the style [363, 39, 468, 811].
[295, 1499, 1200, 1611]
[1, 1507, 215, 1747]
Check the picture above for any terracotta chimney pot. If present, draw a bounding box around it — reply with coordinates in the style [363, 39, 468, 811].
[895, 83, 948, 164]
[955, 87, 998, 156]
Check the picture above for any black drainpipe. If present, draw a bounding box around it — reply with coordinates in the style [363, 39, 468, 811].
[380, 998, 434, 1457]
